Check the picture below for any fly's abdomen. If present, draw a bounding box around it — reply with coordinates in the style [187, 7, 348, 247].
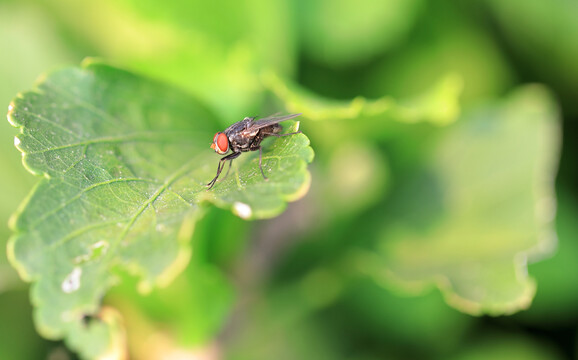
[267, 123, 282, 134]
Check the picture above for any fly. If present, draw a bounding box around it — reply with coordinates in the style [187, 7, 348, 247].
[207, 113, 302, 189]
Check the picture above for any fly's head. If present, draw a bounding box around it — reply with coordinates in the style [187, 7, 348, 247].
[211, 132, 229, 154]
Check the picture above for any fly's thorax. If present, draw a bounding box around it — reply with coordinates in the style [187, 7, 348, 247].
[227, 129, 258, 152]
[223, 118, 286, 153]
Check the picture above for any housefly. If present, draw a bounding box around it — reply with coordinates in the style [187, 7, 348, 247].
[207, 113, 302, 189]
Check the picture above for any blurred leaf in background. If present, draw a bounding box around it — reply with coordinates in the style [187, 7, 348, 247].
[486, 0, 578, 115]
[297, 0, 425, 67]
[33, 0, 299, 121]
[370, 85, 559, 315]
[516, 191, 578, 326]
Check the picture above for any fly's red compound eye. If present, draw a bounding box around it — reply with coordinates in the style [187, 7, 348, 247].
[211, 132, 229, 154]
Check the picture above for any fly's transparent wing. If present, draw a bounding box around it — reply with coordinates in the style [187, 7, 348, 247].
[249, 113, 302, 131]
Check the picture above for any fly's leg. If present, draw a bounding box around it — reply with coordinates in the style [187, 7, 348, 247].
[207, 152, 241, 190]
[264, 130, 302, 137]
[257, 130, 302, 180]
[223, 157, 234, 179]
[258, 146, 267, 181]
[206, 160, 226, 190]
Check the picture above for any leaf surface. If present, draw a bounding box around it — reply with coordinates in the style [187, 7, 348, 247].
[368, 86, 560, 315]
[7, 60, 313, 357]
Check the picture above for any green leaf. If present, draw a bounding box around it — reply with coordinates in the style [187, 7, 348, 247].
[365, 3, 514, 105]
[487, 0, 578, 110]
[113, 0, 299, 119]
[447, 333, 565, 360]
[264, 71, 462, 127]
[517, 191, 578, 325]
[297, 0, 425, 67]
[364, 85, 560, 315]
[7, 60, 312, 358]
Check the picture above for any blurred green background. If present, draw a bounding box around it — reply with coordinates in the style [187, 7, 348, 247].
[1, 0, 577, 359]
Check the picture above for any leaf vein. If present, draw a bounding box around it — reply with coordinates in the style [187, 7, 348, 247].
[28, 178, 162, 231]
[49, 218, 131, 250]
[18, 110, 83, 139]
[115, 159, 197, 246]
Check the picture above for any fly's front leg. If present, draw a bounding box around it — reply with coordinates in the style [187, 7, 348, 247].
[207, 151, 241, 190]
[206, 160, 226, 190]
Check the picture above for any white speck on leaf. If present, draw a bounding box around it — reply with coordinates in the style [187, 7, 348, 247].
[62, 267, 82, 293]
[73, 240, 109, 264]
[73, 254, 90, 264]
[91, 240, 109, 253]
[233, 202, 252, 219]
[14, 137, 20, 147]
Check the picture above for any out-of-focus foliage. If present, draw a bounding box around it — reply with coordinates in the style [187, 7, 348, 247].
[516, 192, 578, 325]
[372, 86, 559, 315]
[297, 0, 425, 67]
[486, 0, 578, 114]
[1, 0, 575, 359]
